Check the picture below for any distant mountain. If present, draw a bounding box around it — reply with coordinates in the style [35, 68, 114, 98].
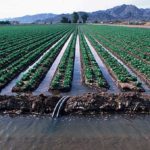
[105, 4, 149, 21]
[88, 4, 150, 22]
[6, 13, 56, 23]
[2, 4, 150, 23]
[45, 14, 72, 23]
[88, 11, 115, 22]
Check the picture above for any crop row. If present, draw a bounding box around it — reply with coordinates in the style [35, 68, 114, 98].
[83, 25, 150, 63]
[79, 30, 108, 89]
[0, 27, 75, 91]
[95, 31, 150, 64]
[0, 28, 70, 74]
[95, 36, 150, 79]
[82, 25, 150, 85]
[87, 25, 150, 53]
[1, 25, 72, 56]
[12, 32, 73, 92]
[50, 29, 78, 91]
[1, 31, 58, 57]
[85, 32, 143, 91]
[0, 28, 71, 69]
[0, 25, 70, 51]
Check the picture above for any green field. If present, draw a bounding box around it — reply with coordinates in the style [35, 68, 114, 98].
[0, 24, 150, 94]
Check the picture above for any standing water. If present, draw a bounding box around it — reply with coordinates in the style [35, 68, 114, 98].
[0, 115, 150, 150]
[63, 35, 96, 96]
[94, 38, 150, 93]
[0, 35, 67, 96]
[33, 34, 73, 95]
[84, 35, 120, 93]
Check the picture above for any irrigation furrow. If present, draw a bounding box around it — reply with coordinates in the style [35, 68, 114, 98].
[84, 35, 120, 93]
[91, 33, 150, 83]
[94, 37, 150, 93]
[79, 31, 109, 90]
[98, 34, 150, 65]
[0, 34, 68, 95]
[0, 26, 71, 52]
[0, 29, 71, 69]
[64, 35, 95, 96]
[33, 34, 73, 95]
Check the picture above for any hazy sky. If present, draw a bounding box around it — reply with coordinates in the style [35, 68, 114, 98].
[0, 0, 150, 19]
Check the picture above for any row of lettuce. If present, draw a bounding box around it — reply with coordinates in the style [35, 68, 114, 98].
[84, 32, 143, 91]
[0, 25, 148, 93]
[79, 30, 108, 89]
[50, 29, 78, 91]
[82, 25, 150, 88]
[0, 25, 76, 91]
[13, 31, 73, 92]
[13, 27, 110, 92]
[12, 26, 142, 92]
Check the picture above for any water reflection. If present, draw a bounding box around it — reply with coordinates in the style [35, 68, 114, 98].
[33, 34, 73, 95]
[0, 115, 150, 150]
[95, 37, 150, 93]
[84, 35, 120, 93]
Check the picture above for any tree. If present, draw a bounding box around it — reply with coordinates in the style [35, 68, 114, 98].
[72, 12, 79, 23]
[94, 20, 98, 24]
[68, 20, 71, 23]
[81, 13, 89, 23]
[61, 17, 69, 23]
[0, 21, 11, 25]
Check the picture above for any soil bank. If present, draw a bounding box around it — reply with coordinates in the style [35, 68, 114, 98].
[0, 92, 150, 116]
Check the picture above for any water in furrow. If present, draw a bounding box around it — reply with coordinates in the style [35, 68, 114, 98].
[94, 38, 150, 93]
[84, 35, 120, 93]
[0, 35, 67, 95]
[33, 34, 73, 95]
[63, 35, 96, 96]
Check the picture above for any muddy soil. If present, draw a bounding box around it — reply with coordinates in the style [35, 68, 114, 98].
[0, 94, 60, 116]
[0, 92, 150, 116]
[64, 92, 150, 115]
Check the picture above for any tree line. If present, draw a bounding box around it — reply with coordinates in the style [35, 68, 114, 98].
[0, 21, 11, 25]
[61, 12, 89, 23]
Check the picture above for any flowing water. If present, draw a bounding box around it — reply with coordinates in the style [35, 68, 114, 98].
[0, 115, 150, 150]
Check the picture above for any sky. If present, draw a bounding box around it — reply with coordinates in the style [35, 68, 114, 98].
[0, 0, 150, 19]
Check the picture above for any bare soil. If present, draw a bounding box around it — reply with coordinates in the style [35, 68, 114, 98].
[0, 93, 149, 116]
[0, 94, 61, 116]
[64, 92, 150, 115]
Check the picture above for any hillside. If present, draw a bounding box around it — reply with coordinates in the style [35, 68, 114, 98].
[2, 4, 150, 23]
